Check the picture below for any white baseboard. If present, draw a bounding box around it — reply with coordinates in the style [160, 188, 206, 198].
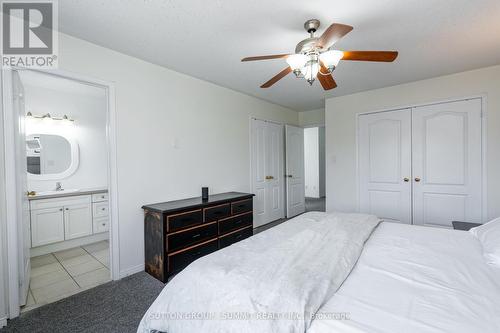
[0, 317, 7, 328]
[30, 233, 109, 257]
[119, 263, 144, 279]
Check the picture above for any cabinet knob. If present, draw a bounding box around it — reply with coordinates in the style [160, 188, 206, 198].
[65, 208, 69, 210]
[415, 177, 421, 182]
[403, 177, 410, 182]
[59, 208, 63, 211]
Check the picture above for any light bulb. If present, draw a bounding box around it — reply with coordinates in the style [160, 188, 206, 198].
[286, 54, 307, 71]
[320, 50, 344, 70]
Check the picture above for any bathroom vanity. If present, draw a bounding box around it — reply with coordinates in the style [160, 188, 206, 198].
[29, 189, 109, 256]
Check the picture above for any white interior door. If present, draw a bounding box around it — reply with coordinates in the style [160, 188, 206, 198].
[12, 71, 30, 306]
[251, 119, 284, 227]
[285, 125, 305, 218]
[358, 109, 412, 224]
[412, 99, 482, 227]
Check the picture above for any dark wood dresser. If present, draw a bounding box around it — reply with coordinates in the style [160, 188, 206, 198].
[142, 192, 254, 282]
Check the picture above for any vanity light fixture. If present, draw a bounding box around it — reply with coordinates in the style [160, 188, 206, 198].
[26, 111, 74, 123]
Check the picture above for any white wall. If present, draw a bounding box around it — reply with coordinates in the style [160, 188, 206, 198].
[298, 108, 325, 127]
[304, 127, 319, 198]
[23, 83, 107, 192]
[325, 65, 500, 221]
[55, 34, 298, 276]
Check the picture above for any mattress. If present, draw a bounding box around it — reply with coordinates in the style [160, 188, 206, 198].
[308, 222, 500, 333]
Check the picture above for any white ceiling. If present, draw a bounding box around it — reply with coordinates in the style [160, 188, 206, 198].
[58, 0, 500, 111]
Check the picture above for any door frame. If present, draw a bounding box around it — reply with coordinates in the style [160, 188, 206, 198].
[249, 117, 286, 225]
[355, 95, 488, 223]
[1, 67, 119, 319]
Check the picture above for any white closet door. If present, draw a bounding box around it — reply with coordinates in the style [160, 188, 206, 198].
[266, 122, 285, 222]
[251, 119, 284, 227]
[285, 125, 305, 218]
[358, 109, 412, 224]
[412, 99, 482, 227]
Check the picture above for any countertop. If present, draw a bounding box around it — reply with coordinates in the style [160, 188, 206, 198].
[142, 191, 254, 214]
[28, 187, 108, 200]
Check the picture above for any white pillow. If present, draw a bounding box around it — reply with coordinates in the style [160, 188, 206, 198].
[470, 217, 500, 266]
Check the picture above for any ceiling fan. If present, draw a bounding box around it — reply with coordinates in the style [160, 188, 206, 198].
[241, 19, 398, 90]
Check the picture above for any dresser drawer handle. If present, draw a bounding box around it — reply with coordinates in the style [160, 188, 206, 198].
[235, 234, 243, 240]
[192, 233, 201, 238]
[237, 204, 246, 208]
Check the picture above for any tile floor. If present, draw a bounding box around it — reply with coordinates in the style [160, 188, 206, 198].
[23, 240, 111, 312]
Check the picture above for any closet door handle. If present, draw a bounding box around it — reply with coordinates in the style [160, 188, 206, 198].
[403, 177, 410, 182]
[415, 177, 421, 182]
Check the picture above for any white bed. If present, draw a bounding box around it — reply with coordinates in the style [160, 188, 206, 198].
[138, 212, 500, 333]
[309, 222, 500, 333]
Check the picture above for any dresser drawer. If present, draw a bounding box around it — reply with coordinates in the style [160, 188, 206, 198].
[93, 202, 109, 218]
[92, 192, 108, 202]
[219, 212, 253, 235]
[167, 222, 218, 252]
[167, 209, 203, 232]
[219, 226, 253, 249]
[93, 217, 109, 233]
[231, 199, 253, 215]
[168, 239, 218, 274]
[204, 203, 230, 222]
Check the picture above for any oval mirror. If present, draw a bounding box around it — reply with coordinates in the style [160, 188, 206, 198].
[26, 134, 79, 180]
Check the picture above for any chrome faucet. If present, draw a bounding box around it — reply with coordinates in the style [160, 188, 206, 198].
[55, 182, 63, 191]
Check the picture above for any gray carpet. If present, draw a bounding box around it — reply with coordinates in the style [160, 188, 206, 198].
[1, 272, 164, 333]
[305, 197, 326, 212]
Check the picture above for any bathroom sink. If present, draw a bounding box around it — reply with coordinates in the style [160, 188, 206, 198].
[34, 189, 80, 196]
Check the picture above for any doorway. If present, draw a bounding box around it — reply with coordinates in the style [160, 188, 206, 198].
[2, 68, 118, 318]
[250, 119, 311, 228]
[303, 126, 326, 212]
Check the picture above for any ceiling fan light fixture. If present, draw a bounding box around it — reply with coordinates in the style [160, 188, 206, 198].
[286, 54, 308, 72]
[320, 50, 344, 71]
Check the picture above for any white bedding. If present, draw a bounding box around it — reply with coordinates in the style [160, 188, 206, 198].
[138, 212, 381, 333]
[308, 222, 500, 333]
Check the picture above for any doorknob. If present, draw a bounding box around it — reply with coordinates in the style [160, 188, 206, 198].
[415, 177, 421, 182]
[403, 177, 410, 182]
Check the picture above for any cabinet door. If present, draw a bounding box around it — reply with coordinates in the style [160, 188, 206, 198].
[31, 207, 65, 247]
[64, 203, 93, 240]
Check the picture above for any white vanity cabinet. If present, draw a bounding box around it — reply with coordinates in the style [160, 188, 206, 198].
[64, 201, 93, 240]
[30, 206, 65, 247]
[30, 191, 108, 248]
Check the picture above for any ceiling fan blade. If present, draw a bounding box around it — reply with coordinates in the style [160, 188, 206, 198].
[241, 54, 290, 62]
[260, 67, 292, 88]
[317, 62, 337, 90]
[341, 51, 398, 62]
[316, 23, 353, 49]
